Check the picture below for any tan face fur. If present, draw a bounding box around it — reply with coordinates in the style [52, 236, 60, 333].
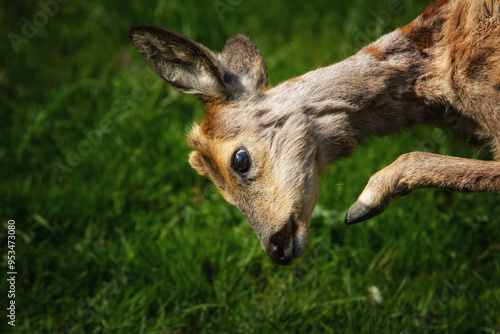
[187, 101, 320, 265]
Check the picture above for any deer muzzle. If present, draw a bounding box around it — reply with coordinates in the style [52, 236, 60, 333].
[267, 215, 298, 265]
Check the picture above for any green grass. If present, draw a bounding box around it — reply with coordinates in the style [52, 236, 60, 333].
[2, 0, 500, 333]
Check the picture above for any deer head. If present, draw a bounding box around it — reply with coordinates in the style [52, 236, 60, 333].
[129, 25, 322, 265]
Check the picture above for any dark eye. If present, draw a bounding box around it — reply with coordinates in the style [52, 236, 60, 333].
[231, 148, 250, 175]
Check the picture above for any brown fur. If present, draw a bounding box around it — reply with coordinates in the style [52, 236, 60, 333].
[130, 0, 500, 265]
[400, 0, 449, 49]
[363, 45, 389, 61]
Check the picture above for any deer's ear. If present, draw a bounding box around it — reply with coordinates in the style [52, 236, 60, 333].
[219, 34, 268, 94]
[129, 24, 229, 100]
[188, 151, 209, 178]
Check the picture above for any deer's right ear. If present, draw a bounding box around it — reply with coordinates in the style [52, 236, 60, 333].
[129, 24, 229, 101]
[219, 34, 268, 94]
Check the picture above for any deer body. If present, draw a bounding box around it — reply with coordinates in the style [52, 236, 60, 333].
[130, 0, 500, 265]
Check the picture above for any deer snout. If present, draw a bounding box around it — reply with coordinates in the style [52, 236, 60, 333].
[267, 215, 297, 265]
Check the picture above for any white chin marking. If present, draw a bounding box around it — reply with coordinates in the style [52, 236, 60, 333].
[293, 228, 309, 258]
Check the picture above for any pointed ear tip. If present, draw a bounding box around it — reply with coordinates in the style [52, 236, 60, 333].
[128, 24, 147, 42]
[233, 33, 249, 38]
[227, 33, 252, 43]
[128, 24, 162, 37]
[129, 24, 146, 34]
[223, 33, 262, 57]
[128, 25, 187, 44]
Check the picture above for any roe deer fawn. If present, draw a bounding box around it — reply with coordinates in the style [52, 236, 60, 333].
[130, 0, 500, 265]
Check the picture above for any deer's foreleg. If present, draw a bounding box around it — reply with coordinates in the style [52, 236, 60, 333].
[345, 152, 500, 224]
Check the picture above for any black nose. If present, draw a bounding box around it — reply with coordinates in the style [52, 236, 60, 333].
[269, 216, 297, 265]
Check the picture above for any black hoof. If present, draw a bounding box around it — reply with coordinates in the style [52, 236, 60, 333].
[345, 201, 384, 225]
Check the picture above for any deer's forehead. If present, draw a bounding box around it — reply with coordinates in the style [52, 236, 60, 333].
[186, 96, 308, 191]
[200, 98, 284, 137]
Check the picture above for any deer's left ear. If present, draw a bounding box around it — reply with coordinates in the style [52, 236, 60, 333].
[219, 34, 268, 94]
[129, 24, 229, 101]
